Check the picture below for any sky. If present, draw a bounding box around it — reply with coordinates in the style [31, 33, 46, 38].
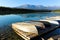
[0, 0, 60, 7]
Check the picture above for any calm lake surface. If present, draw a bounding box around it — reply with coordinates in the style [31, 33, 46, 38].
[0, 12, 60, 40]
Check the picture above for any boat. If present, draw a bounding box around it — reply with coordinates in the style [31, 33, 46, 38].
[12, 20, 60, 40]
[48, 35, 60, 40]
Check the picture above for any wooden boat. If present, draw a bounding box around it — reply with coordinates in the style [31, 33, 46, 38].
[12, 20, 59, 40]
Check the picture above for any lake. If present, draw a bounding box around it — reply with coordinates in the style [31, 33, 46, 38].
[0, 12, 60, 40]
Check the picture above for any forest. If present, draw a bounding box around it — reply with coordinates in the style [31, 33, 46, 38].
[0, 7, 51, 15]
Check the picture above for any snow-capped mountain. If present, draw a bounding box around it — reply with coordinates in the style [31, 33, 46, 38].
[16, 4, 60, 10]
[16, 4, 47, 10]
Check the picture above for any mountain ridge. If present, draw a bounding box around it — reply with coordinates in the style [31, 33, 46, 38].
[15, 4, 60, 10]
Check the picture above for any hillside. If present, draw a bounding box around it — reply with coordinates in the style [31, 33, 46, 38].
[0, 7, 51, 15]
[53, 10, 60, 12]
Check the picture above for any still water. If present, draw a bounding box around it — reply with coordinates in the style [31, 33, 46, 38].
[0, 12, 60, 40]
[0, 12, 60, 26]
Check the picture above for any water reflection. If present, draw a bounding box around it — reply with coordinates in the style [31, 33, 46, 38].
[0, 12, 60, 27]
[0, 15, 25, 27]
[0, 12, 60, 40]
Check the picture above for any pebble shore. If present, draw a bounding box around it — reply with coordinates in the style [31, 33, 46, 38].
[0, 25, 24, 40]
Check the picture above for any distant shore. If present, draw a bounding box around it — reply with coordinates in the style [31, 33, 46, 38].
[52, 10, 60, 12]
[0, 7, 51, 15]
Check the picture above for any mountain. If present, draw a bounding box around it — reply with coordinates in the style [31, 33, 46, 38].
[16, 4, 47, 10]
[16, 4, 60, 10]
[47, 6, 60, 10]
